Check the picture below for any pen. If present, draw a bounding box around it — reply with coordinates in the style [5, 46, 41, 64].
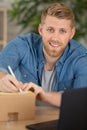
[8, 65, 23, 93]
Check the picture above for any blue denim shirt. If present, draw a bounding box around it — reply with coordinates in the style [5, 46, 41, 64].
[0, 33, 87, 92]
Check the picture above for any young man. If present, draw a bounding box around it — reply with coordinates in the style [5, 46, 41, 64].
[0, 3, 87, 107]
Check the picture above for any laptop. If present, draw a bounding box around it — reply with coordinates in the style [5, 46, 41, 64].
[26, 87, 87, 130]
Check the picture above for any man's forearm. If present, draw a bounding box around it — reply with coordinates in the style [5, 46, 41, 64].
[38, 91, 62, 107]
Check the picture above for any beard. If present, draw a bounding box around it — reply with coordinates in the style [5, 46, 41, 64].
[43, 41, 67, 58]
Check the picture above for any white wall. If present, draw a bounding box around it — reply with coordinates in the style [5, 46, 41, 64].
[0, 0, 15, 8]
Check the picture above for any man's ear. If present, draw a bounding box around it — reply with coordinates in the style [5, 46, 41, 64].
[70, 27, 76, 39]
[38, 24, 43, 35]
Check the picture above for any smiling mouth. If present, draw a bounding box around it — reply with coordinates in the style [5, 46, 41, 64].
[49, 42, 60, 48]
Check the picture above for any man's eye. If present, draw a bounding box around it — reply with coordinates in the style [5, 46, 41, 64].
[59, 29, 67, 34]
[47, 28, 54, 33]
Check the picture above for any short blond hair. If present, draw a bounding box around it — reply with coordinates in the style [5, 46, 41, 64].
[41, 3, 75, 28]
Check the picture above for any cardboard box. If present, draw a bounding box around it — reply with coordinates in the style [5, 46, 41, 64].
[0, 91, 35, 121]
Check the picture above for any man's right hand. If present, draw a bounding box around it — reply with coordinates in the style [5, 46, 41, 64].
[0, 72, 23, 92]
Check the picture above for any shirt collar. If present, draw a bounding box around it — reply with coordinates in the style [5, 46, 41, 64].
[56, 39, 79, 65]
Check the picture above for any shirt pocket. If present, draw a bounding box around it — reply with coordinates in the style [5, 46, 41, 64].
[58, 79, 74, 91]
[19, 66, 38, 83]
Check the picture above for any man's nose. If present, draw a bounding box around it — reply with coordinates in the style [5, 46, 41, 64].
[52, 32, 60, 41]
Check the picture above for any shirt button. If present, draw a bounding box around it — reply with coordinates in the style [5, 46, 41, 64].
[24, 74, 27, 78]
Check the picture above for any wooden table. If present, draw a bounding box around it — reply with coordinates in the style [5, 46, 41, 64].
[0, 106, 59, 130]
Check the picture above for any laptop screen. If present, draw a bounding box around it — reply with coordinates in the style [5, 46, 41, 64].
[58, 87, 87, 130]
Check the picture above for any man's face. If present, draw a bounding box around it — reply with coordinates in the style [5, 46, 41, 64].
[38, 15, 75, 58]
